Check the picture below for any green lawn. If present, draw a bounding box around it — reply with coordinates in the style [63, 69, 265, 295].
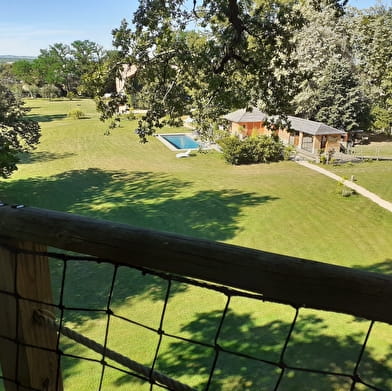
[351, 134, 392, 158]
[327, 161, 392, 203]
[1, 99, 391, 390]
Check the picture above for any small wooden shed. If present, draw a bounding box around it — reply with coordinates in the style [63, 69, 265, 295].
[223, 107, 269, 137]
[223, 108, 347, 155]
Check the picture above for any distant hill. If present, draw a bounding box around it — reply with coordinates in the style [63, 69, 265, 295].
[0, 55, 36, 64]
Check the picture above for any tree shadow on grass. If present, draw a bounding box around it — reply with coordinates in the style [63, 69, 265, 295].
[50, 258, 188, 326]
[352, 260, 392, 276]
[0, 169, 282, 386]
[108, 310, 391, 391]
[27, 113, 67, 122]
[0, 168, 278, 322]
[17, 151, 76, 164]
[0, 168, 277, 241]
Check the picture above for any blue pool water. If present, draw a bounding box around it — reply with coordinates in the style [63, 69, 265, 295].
[161, 134, 200, 150]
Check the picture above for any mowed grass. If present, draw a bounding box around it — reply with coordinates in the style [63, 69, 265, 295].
[328, 161, 392, 203]
[3, 99, 392, 266]
[351, 134, 392, 158]
[1, 98, 391, 390]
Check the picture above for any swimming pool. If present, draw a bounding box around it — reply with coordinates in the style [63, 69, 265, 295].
[158, 134, 200, 150]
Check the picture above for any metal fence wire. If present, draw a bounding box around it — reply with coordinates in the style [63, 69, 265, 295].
[0, 244, 391, 391]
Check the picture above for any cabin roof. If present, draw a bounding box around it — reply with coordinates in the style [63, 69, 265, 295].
[223, 108, 346, 135]
[222, 107, 268, 123]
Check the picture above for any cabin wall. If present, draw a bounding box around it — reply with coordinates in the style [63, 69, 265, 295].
[229, 121, 345, 155]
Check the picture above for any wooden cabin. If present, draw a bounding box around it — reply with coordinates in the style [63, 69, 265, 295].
[223, 108, 348, 155]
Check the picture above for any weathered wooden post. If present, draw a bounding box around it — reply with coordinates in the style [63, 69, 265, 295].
[0, 241, 63, 391]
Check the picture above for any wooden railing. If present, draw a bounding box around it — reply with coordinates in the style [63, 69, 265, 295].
[0, 204, 391, 390]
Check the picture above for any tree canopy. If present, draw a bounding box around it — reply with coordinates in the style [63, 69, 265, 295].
[5, 0, 391, 140]
[99, 0, 308, 141]
[350, 5, 392, 133]
[0, 84, 40, 178]
[290, 1, 371, 130]
[313, 60, 369, 130]
[11, 40, 105, 98]
[292, 1, 351, 118]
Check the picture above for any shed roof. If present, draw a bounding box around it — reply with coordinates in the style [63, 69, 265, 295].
[287, 116, 346, 136]
[222, 107, 268, 123]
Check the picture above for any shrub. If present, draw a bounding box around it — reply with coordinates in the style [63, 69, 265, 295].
[218, 137, 243, 164]
[218, 135, 284, 165]
[67, 109, 85, 120]
[283, 145, 296, 161]
[67, 91, 76, 100]
[336, 178, 356, 197]
[125, 111, 136, 120]
[342, 188, 354, 197]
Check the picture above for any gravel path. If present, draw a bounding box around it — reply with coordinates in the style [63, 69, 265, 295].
[296, 161, 392, 213]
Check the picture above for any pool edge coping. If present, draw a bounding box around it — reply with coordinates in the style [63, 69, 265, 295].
[156, 133, 201, 151]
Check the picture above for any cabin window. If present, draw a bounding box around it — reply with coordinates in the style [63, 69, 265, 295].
[302, 135, 313, 152]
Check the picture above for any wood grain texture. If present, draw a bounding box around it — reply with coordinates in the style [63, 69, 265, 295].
[0, 205, 391, 324]
[0, 245, 18, 391]
[0, 240, 63, 391]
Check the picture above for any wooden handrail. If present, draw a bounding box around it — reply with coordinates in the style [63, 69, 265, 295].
[0, 204, 391, 324]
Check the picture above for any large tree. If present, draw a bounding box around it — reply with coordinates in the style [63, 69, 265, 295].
[292, 0, 352, 118]
[350, 6, 392, 100]
[15, 41, 106, 97]
[313, 60, 369, 130]
[350, 5, 392, 133]
[290, 0, 371, 130]
[12, 60, 37, 86]
[70, 40, 105, 96]
[98, 0, 308, 141]
[34, 43, 73, 94]
[0, 63, 16, 89]
[0, 84, 40, 178]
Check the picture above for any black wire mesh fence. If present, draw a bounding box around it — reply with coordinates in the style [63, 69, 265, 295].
[0, 243, 391, 391]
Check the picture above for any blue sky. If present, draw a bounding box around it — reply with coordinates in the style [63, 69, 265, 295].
[0, 0, 390, 56]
